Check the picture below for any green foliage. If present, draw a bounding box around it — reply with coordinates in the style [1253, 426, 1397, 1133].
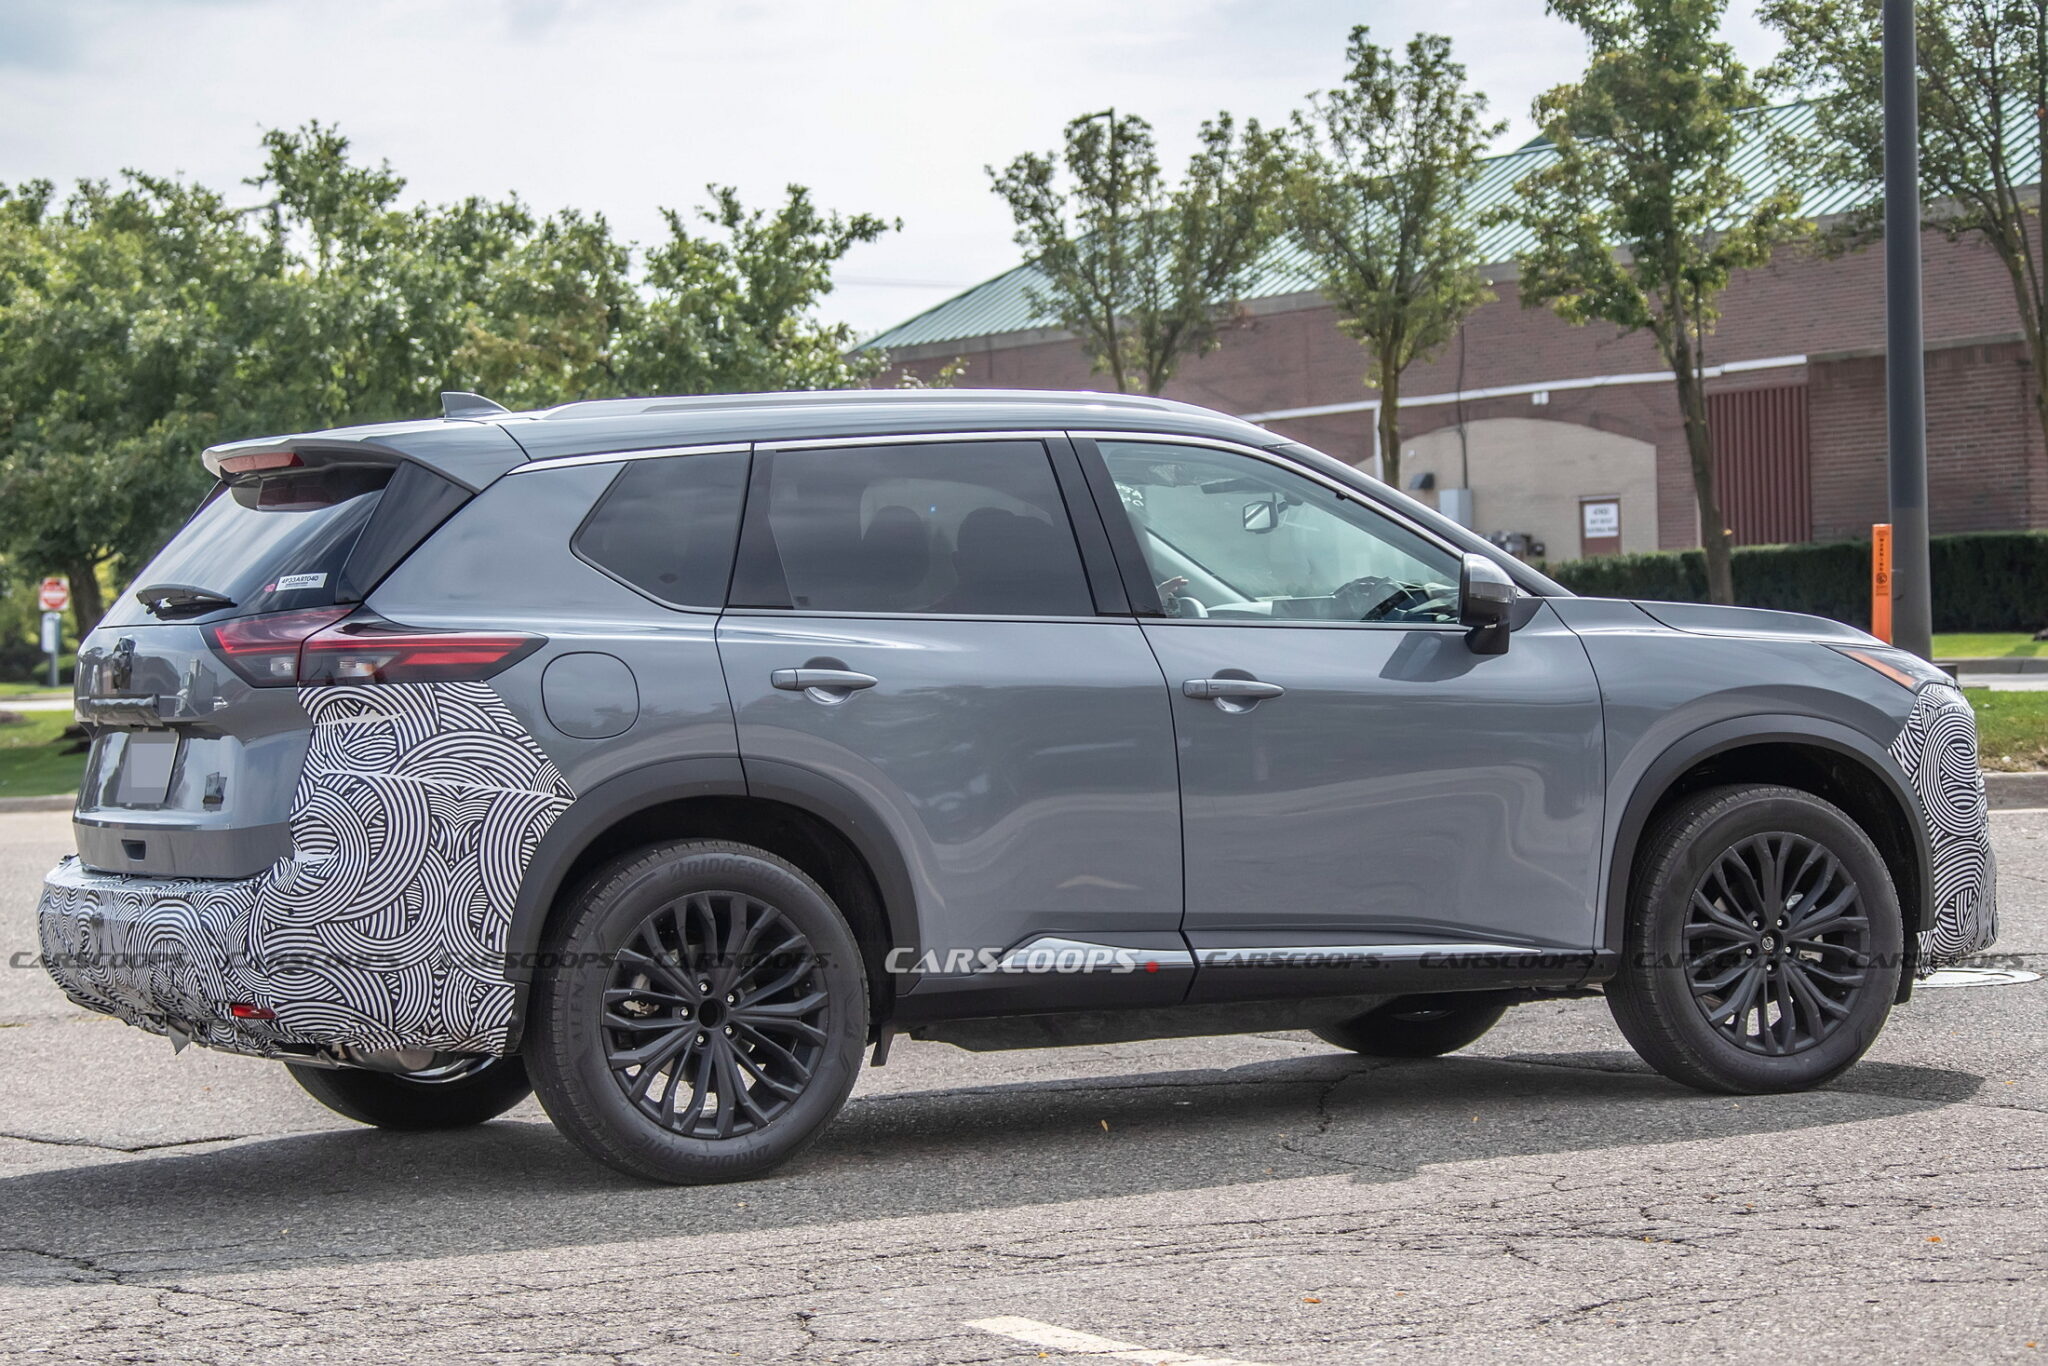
[1497, 0, 1808, 605]
[1543, 530, 2048, 631]
[1286, 28, 1503, 490]
[0, 709, 85, 798]
[0, 123, 894, 638]
[1761, 0, 2048, 452]
[989, 109, 1286, 394]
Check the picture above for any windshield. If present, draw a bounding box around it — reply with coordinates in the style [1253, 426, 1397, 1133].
[101, 465, 390, 628]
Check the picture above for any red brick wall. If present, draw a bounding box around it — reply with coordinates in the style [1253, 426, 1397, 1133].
[884, 227, 2046, 548]
[1811, 338, 2047, 541]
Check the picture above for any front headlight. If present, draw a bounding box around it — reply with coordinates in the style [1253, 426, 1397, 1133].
[1831, 644, 1955, 691]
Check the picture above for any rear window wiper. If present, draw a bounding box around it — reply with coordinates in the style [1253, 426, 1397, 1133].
[135, 583, 237, 619]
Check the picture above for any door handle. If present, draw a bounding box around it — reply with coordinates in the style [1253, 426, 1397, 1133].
[771, 668, 879, 694]
[1182, 678, 1285, 702]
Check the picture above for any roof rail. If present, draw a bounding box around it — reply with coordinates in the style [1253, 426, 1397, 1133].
[534, 388, 1196, 422]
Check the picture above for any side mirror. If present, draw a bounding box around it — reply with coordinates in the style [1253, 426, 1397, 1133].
[1459, 553, 1517, 656]
[1242, 498, 1279, 534]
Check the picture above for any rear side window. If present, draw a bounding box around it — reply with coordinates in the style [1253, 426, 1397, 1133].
[734, 440, 1095, 617]
[572, 449, 750, 609]
[103, 465, 392, 628]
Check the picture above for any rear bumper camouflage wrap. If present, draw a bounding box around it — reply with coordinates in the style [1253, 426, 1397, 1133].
[1888, 682, 1998, 967]
[36, 681, 572, 1059]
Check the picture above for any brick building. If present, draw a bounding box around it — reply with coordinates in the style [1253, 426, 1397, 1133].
[865, 103, 2045, 561]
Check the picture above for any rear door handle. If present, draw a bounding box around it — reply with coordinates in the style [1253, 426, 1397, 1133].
[1182, 678, 1285, 701]
[771, 668, 879, 693]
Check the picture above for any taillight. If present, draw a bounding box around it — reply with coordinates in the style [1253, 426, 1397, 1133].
[205, 607, 353, 686]
[299, 615, 542, 684]
[206, 608, 542, 687]
[217, 450, 303, 476]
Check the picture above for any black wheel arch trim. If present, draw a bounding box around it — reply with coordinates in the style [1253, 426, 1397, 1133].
[498, 754, 922, 1052]
[1597, 713, 1930, 1003]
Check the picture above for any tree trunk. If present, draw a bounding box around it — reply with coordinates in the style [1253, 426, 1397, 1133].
[67, 559, 105, 647]
[1377, 366, 1402, 492]
[1673, 366, 1734, 605]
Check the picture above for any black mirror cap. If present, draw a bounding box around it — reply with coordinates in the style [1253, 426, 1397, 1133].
[1459, 552, 1517, 655]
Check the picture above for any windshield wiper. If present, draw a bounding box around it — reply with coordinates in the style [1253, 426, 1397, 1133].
[134, 583, 237, 619]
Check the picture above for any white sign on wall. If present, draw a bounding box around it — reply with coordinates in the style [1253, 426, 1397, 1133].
[1582, 500, 1621, 539]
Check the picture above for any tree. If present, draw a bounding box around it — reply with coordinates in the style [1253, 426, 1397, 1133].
[1288, 27, 1504, 491]
[0, 125, 897, 638]
[989, 110, 1286, 394]
[1499, 0, 1803, 603]
[619, 185, 896, 395]
[1762, 0, 2047, 459]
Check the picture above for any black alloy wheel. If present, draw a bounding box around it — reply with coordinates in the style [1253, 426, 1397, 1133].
[1683, 832, 1870, 1056]
[604, 891, 830, 1139]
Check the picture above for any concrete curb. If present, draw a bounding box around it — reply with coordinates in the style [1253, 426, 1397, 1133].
[1985, 771, 2048, 810]
[0, 795, 72, 814]
[1940, 656, 2048, 675]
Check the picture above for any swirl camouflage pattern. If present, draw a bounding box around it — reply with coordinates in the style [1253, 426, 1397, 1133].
[37, 682, 573, 1057]
[1888, 683, 1998, 967]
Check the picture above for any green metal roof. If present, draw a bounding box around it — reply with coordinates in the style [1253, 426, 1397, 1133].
[862, 100, 2038, 353]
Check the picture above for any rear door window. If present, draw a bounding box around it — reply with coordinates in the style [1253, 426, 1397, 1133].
[102, 464, 392, 628]
[732, 440, 1095, 617]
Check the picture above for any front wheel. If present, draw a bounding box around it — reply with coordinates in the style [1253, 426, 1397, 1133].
[287, 1054, 532, 1130]
[1312, 992, 1514, 1057]
[527, 840, 869, 1184]
[1607, 784, 1902, 1094]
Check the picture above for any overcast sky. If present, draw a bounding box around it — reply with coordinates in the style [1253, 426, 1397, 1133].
[3, 0, 1778, 340]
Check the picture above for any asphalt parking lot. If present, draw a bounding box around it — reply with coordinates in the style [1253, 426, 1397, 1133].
[0, 809, 2042, 1365]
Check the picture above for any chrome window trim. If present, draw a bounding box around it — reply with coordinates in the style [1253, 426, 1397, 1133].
[1070, 428, 1469, 565]
[755, 429, 1062, 452]
[510, 441, 751, 473]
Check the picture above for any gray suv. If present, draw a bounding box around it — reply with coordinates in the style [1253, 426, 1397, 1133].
[37, 389, 1998, 1184]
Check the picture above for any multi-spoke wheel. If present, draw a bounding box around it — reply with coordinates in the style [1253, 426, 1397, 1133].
[528, 840, 868, 1184]
[1609, 784, 1902, 1094]
[604, 892, 830, 1138]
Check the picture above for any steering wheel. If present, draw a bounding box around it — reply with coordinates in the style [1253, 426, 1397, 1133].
[1333, 575, 1409, 622]
[1167, 592, 1209, 618]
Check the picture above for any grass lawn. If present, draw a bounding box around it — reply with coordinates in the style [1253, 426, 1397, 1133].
[1933, 632, 2044, 659]
[0, 710, 85, 797]
[0, 681, 68, 699]
[1965, 688, 2048, 772]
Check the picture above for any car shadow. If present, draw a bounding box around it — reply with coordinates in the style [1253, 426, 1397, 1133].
[0, 1049, 1981, 1284]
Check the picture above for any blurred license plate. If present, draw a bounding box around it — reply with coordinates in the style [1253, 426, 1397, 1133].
[114, 732, 178, 806]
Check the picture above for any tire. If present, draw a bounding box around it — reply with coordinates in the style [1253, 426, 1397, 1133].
[287, 1055, 532, 1130]
[526, 840, 869, 1185]
[1312, 992, 1514, 1057]
[1608, 783, 1902, 1094]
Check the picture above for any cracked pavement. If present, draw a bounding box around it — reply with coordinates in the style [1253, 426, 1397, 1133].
[0, 809, 2042, 1364]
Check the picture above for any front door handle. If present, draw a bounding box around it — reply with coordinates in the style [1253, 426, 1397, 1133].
[1182, 677, 1285, 702]
[771, 668, 879, 694]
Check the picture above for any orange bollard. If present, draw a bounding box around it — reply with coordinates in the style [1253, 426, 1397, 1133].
[1871, 523, 1894, 643]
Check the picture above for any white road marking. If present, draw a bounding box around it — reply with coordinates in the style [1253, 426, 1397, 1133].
[968, 1316, 1275, 1366]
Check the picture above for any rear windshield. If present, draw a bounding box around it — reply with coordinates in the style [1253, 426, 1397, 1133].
[102, 465, 391, 628]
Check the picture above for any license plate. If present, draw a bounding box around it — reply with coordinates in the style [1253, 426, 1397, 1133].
[113, 732, 179, 806]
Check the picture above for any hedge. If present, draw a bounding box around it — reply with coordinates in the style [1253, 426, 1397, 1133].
[1539, 531, 2048, 633]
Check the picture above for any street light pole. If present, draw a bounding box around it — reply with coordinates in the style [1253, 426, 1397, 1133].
[1883, 0, 1933, 659]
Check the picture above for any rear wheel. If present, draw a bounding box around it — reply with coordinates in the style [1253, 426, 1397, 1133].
[1608, 784, 1902, 1094]
[286, 1055, 532, 1130]
[527, 840, 868, 1184]
[1312, 992, 1514, 1057]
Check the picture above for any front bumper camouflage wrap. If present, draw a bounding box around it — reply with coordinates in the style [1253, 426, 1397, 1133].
[36, 681, 572, 1059]
[1888, 682, 1999, 966]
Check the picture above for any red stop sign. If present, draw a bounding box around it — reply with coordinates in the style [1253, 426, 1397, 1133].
[38, 576, 70, 612]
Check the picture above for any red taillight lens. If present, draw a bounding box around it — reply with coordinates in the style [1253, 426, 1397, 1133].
[299, 615, 541, 685]
[207, 609, 542, 687]
[205, 607, 354, 686]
